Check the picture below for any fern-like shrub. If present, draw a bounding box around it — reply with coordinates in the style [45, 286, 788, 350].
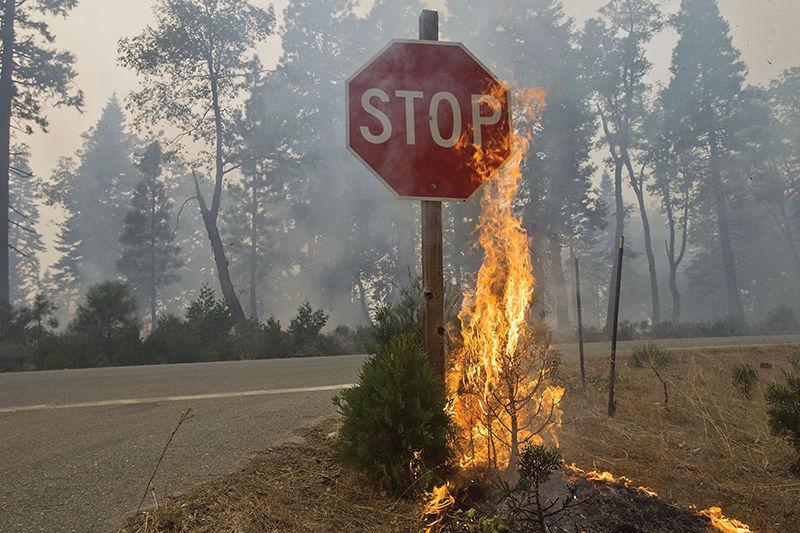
[766, 353, 800, 471]
[334, 333, 452, 494]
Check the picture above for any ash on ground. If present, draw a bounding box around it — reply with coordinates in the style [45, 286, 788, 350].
[444, 467, 714, 533]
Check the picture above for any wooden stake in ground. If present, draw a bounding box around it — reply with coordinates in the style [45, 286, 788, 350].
[419, 9, 445, 379]
[573, 248, 586, 390]
[608, 235, 624, 417]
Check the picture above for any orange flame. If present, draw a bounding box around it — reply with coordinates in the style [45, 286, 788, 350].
[447, 86, 562, 470]
[567, 465, 753, 532]
[699, 507, 753, 533]
[566, 464, 658, 498]
[421, 483, 455, 532]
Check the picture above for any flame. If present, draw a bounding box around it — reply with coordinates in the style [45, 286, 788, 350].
[699, 507, 753, 533]
[566, 464, 658, 497]
[421, 483, 455, 532]
[567, 465, 753, 532]
[447, 85, 562, 470]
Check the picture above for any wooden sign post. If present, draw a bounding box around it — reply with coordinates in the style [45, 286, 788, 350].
[346, 10, 512, 380]
[419, 10, 445, 378]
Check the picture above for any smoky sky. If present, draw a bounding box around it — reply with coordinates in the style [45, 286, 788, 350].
[26, 0, 800, 269]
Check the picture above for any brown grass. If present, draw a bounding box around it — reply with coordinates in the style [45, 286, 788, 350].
[118, 418, 420, 533]
[119, 345, 799, 532]
[557, 345, 800, 533]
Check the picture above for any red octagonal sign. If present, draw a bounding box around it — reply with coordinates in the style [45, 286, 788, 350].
[347, 40, 512, 200]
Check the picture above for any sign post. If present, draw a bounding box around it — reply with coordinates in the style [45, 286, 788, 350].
[419, 10, 445, 378]
[346, 10, 512, 379]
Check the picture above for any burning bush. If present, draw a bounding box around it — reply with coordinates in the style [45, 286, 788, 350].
[445, 89, 563, 473]
[333, 333, 452, 494]
[448, 323, 563, 472]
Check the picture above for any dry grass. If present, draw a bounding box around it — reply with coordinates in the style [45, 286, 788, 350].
[557, 345, 800, 533]
[118, 418, 420, 533]
[119, 345, 799, 532]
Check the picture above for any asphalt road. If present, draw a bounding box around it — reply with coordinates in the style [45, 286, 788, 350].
[1, 334, 798, 532]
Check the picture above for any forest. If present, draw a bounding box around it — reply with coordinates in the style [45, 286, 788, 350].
[0, 0, 798, 371]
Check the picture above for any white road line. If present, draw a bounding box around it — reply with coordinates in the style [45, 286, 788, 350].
[0, 383, 356, 414]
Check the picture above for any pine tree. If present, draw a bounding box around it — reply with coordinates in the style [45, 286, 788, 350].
[117, 142, 182, 332]
[0, 0, 83, 305]
[49, 97, 139, 301]
[118, 0, 275, 331]
[8, 145, 43, 306]
[663, 0, 748, 322]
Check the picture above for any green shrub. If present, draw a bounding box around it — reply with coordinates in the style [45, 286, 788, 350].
[369, 284, 421, 350]
[287, 301, 329, 356]
[334, 333, 451, 494]
[144, 314, 203, 364]
[732, 364, 759, 399]
[185, 284, 234, 359]
[766, 354, 800, 469]
[67, 281, 142, 366]
[492, 444, 578, 531]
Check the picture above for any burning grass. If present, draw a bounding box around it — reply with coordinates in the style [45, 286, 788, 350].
[557, 345, 800, 533]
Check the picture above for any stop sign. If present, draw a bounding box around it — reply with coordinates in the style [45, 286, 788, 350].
[347, 40, 512, 200]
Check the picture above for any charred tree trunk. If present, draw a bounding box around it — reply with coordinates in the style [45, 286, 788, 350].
[0, 0, 15, 306]
[548, 236, 570, 330]
[708, 132, 745, 323]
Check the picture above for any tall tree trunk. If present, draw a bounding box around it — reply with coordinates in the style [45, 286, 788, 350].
[662, 175, 689, 323]
[355, 274, 370, 324]
[623, 155, 660, 325]
[548, 236, 570, 330]
[149, 261, 157, 332]
[708, 132, 745, 322]
[249, 173, 258, 320]
[149, 176, 157, 333]
[192, 171, 246, 330]
[202, 59, 245, 329]
[0, 0, 15, 306]
[605, 161, 625, 333]
[777, 200, 800, 281]
[530, 231, 549, 319]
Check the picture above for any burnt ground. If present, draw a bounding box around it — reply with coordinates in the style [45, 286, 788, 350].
[543, 471, 712, 533]
[437, 465, 715, 533]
